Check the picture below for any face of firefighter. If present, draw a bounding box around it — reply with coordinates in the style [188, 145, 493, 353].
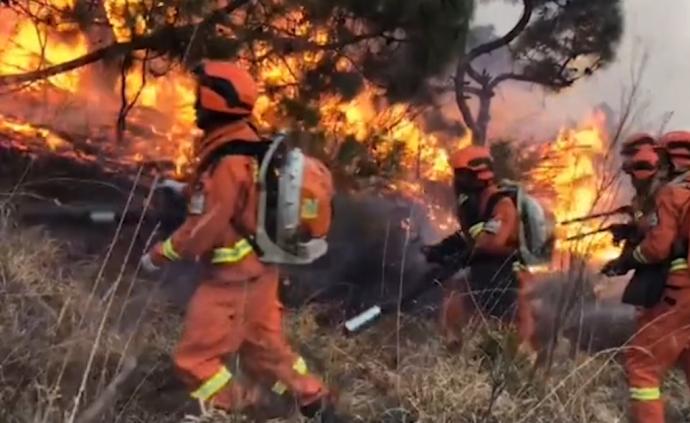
[453, 169, 488, 196]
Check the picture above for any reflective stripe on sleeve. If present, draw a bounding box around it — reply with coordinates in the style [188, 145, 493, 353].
[162, 238, 181, 261]
[190, 366, 232, 401]
[468, 222, 485, 239]
[512, 262, 528, 273]
[633, 246, 648, 264]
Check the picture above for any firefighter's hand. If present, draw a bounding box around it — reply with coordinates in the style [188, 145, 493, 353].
[157, 178, 187, 194]
[140, 252, 160, 274]
[610, 224, 635, 246]
[601, 258, 629, 277]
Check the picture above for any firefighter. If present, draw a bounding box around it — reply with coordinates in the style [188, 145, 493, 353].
[602, 138, 690, 423]
[422, 146, 537, 353]
[140, 61, 338, 421]
[622, 135, 662, 222]
[621, 132, 656, 158]
[660, 131, 690, 179]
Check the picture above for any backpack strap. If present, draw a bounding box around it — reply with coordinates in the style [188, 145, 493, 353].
[195, 139, 274, 257]
[481, 187, 525, 265]
[197, 139, 273, 177]
[482, 188, 515, 221]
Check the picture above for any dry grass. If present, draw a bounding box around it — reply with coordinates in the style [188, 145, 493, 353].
[1, 215, 689, 423]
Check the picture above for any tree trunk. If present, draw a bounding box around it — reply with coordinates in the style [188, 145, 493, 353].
[474, 89, 493, 145]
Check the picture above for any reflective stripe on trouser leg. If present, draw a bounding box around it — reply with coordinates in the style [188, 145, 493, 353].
[630, 386, 661, 401]
[272, 357, 308, 394]
[190, 366, 233, 401]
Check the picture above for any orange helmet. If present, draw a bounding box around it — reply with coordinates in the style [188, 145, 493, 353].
[623, 145, 660, 181]
[620, 132, 655, 158]
[448, 146, 494, 181]
[660, 131, 690, 172]
[193, 60, 258, 118]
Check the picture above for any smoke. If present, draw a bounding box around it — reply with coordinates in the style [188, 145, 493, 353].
[530, 271, 635, 353]
[281, 192, 445, 311]
[467, 0, 690, 139]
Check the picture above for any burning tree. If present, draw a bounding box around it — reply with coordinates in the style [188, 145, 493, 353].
[0, 0, 633, 275]
[0, 0, 477, 184]
[455, 0, 623, 145]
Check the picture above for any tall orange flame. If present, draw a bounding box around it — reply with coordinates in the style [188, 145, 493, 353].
[532, 110, 622, 268]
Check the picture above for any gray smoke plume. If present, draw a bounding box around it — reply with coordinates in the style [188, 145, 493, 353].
[279, 192, 441, 310]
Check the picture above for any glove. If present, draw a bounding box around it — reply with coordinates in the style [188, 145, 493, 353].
[156, 178, 187, 195]
[421, 244, 448, 264]
[601, 256, 633, 277]
[609, 223, 636, 246]
[140, 252, 160, 273]
[422, 231, 468, 264]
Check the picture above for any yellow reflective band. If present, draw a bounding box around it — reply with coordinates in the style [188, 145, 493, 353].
[301, 199, 319, 219]
[211, 239, 253, 264]
[162, 238, 181, 261]
[293, 356, 308, 375]
[252, 160, 259, 182]
[512, 262, 527, 273]
[670, 258, 688, 272]
[468, 222, 485, 239]
[630, 386, 661, 401]
[191, 366, 232, 401]
[633, 246, 648, 264]
[271, 357, 309, 395]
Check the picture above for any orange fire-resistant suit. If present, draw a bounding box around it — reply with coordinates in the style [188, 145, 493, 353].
[148, 121, 326, 411]
[623, 176, 690, 423]
[440, 183, 537, 351]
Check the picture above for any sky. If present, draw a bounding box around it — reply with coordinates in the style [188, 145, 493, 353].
[469, 0, 690, 138]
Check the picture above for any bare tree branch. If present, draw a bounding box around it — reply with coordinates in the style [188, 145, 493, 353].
[466, 0, 534, 61]
[455, 0, 534, 144]
[489, 72, 573, 90]
[463, 85, 483, 97]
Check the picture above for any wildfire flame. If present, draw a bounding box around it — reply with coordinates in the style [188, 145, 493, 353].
[0, 3, 624, 268]
[531, 110, 622, 267]
[0, 1, 87, 93]
[0, 3, 458, 182]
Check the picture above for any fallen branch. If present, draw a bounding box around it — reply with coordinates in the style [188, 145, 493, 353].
[75, 354, 139, 423]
